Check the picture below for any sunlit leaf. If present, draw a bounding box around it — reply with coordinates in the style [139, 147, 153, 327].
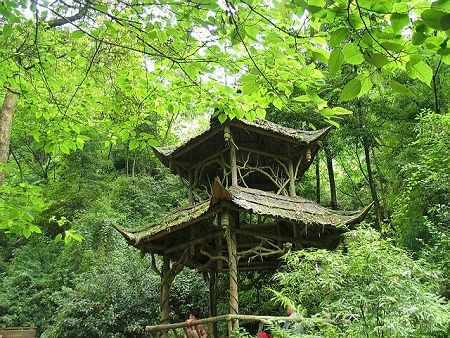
[421, 9, 450, 31]
[330, 27, 349, 47]
[129, 139, 139, 151]
[71, 30, 84, 39]
[406, 61, 433, 86]
[390, 80, 414, 96]
[340, 79, 361, 101]
[329, 48, 344, 75]
[343, 43, 364, 65]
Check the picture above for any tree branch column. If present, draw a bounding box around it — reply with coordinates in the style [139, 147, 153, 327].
[0, 87, 18, 185]
[222, 210, 239, 333]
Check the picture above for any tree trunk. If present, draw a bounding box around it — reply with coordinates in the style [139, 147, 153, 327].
[0, 5, 89, 185]
[324, 147, 338, 210]
[371, 148, 389, 220]
[362, 136, 382, 230]
[315, 155, 320, 204]
[0, 88, 19, 185]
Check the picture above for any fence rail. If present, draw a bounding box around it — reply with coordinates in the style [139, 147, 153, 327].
[146, 314, 308, 338]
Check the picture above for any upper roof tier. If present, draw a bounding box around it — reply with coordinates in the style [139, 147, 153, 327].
[153, 118, 330, 190]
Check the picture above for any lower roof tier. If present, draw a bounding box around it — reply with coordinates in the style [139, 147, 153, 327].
[115, 182, 372, 271]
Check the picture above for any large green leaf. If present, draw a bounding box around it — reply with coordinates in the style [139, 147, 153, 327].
[329, 48, 344, 75]
[431, 0, 450, 11]
[421, 9, 450, 31]
[273, 97, 283, 109]
[390, 80, 414, 96]
[332, 106, 353, 115]
[357, 73, 373, 97]
[343, 43, 364, 65]
[391, 13, 410, 33]
[406, 61, 433, 86]
[71, 30, 84, 39]
[412, 32, 427, 45]
[358, 0, 393, 13]
[330, 27, 349, 47]
[340, 78, 361, 101]
[364, 51, 390, 68]
[443, 52, 450, 65]
[129, 139, 139, 151]
[381, 41, 404, 53]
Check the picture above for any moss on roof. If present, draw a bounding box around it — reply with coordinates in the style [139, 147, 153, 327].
[153, 119, 330, 161]
[115, 182, 372, 247]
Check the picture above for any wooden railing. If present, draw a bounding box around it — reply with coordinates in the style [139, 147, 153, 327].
[146, 314, 303, 338]
[0, 327, 36, 338]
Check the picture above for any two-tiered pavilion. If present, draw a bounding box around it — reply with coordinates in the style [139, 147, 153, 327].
[115, 118, 371, 337]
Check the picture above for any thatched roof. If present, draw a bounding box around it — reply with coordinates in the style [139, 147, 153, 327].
[115, 182, 372, 247]
[154, 119, 330, 160]
[220, 185, 370, 228]
[152, 119, 330, 187]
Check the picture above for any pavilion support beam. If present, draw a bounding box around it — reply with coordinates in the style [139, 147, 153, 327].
[209, 271, 219, 338]
[288, 159, 296, 197]
[288, 145, 296, 197]
[225, 125, 238, 186]
[158, 251, 188, 338]
[160, 255, 171, 338]
[230, 143, 238, 186]
[222, 209, 239, 334]
[216, 235, 223, 271]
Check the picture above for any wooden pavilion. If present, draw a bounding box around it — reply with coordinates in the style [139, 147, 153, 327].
[115, 118, 372, 337]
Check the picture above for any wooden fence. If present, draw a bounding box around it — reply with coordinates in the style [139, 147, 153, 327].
[146, 314, 314, 338]
[0, 327, 36, 338]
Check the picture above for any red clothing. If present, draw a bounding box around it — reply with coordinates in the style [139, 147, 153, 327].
[257, 331, 272, 338]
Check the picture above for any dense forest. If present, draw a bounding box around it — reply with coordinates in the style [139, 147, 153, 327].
[0, 0, 449, 337]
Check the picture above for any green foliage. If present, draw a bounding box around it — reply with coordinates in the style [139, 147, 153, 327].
[110, 174, 187, 227]
[0, 238, 76, 332]
[0, 1, 449, 336]
[273, 228, 450, 337]
[0, 182, 46, 237]
[0, 167, 196, 337]
[393, 111, 450, 296]
[41, 247, 161, 338]
[170, 269, 209, 322]
[238, 272, 280, 320]
[394, 112, 449, 244]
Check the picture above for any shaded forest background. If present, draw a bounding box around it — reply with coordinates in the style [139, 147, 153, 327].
[0, 0, 449, 337]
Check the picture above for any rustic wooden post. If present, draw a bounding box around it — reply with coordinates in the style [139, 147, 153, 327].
[216, 235, 223, 271]
[209, 271, 219, 338]
[222, 210, 239, 333]
[287, 146, 296, 197]
[224, 125, 238, 186]
[160, 255, 171, 338]
[315, 155, 320, 203]
[324, 146, 338, 210]
[288, 159, 296, 197]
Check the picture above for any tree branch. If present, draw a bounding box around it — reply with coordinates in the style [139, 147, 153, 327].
[47, 0, 91, 28]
